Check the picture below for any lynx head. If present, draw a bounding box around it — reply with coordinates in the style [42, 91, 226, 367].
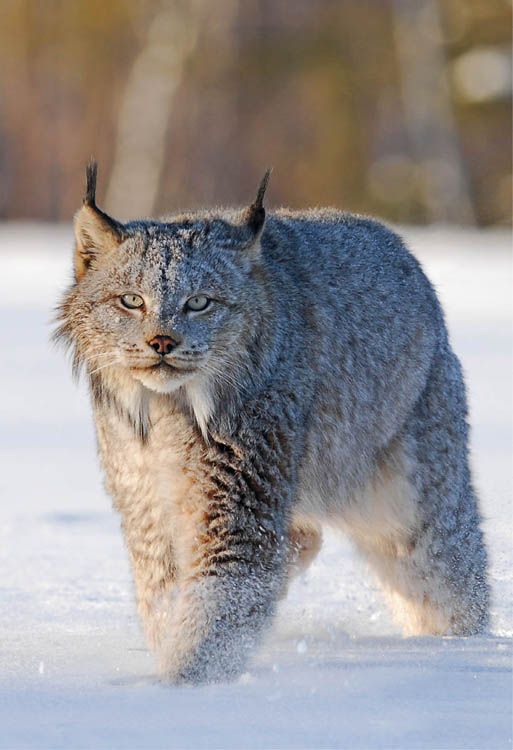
[55, 162, 272, 437]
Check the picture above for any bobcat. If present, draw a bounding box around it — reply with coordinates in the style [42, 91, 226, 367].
[55, 162, 489, 684]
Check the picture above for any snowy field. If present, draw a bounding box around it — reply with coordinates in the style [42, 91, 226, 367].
[0, 223, 511, 749]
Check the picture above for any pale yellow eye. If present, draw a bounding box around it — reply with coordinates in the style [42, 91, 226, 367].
[185, 295, 210, 312]
[120, 293, 144, 309]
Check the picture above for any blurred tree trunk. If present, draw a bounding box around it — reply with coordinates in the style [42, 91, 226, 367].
[391, 0, 475, 224]
[106, 0, 211, 218]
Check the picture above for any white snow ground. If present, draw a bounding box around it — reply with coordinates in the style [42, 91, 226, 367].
[0, 223, 511, 750]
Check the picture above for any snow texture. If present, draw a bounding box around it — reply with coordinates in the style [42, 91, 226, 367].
[0, 223, 511, 749]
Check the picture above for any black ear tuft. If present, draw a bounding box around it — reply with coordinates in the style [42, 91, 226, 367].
[246, 168, 272, 235]
[254, 168, 272, 211]
[84, 160, 98, 207]
[74, 160, 126, 280]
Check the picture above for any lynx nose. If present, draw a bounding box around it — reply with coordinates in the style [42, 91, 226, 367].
[147, 335, 179, 355]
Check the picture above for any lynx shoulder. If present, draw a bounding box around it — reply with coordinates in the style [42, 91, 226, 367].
[55, 162, 489, 684]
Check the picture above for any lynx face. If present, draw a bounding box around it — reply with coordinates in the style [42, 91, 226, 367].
[86, 231, 251, 391]
[59, 223, 266, 396]
[55, 164, 271, 435]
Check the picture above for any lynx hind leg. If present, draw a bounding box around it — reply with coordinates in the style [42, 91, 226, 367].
[344, 357, 489, 637]
[344, 441, 453, 636]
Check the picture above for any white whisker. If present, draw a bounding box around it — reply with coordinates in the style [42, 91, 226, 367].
[88, 360, 119, 375]
[202, 360, 247, 395]
[81, 352, 119, 363]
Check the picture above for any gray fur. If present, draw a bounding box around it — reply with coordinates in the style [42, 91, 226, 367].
[55, 167, 489, 684]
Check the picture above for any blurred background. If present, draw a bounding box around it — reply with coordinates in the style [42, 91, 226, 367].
[0, 0, 511, 225]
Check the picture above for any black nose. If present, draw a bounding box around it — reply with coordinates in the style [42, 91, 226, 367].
[147, 335, 178, 355]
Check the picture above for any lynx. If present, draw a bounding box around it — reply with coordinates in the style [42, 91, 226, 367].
[55, 162, 489, 684]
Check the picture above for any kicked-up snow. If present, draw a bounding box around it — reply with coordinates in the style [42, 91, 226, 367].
[0, 223, 511, 749]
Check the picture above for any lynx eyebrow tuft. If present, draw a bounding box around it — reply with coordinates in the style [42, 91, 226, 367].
[84, 160, 98, 207]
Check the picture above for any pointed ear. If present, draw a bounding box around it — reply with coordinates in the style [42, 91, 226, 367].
[74, 161, 125, 281]
[239, 168, 272, 257]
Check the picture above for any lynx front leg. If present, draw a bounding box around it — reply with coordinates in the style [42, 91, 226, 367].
[128, 538, 176, 651]
[288, 517, 322, 578]
[122, 517, 177, 651]
[278, 516, 322, 599]
[157, 437, 291, 684]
